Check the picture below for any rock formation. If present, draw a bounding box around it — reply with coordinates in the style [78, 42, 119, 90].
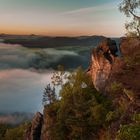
[87, 38, 119, 91]
[87, 37, 140, 139]
[24, 112, 43, 140]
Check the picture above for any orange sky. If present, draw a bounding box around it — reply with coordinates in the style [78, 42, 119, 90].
[0, 0, 126, 37]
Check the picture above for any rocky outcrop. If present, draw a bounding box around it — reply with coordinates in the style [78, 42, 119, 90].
[87, 37, 140, 139]
[88, 37, 140, 101]
[24, 112, 43, 140]
[87, 38, 119, 91]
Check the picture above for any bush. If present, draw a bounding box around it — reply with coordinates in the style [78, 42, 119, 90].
[131, 113, 140, 123]
[116, 124, 140, 140]
[109, 81, 122, 92]
[123, 88, 135, 101]
[2, 122, 29, 140]
[0, 124, 12, 139]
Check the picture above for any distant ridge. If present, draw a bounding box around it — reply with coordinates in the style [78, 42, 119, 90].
[0, 34, 106, 48]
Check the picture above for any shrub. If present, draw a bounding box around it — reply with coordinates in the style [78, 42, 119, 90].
[116, 124, 140, 140]
[109, 81, 122, 92]
[123, 88, 135, 101]
[131, 113, 140, 123]
[2, 122, 29, 140]
[106, 107, 123, 123]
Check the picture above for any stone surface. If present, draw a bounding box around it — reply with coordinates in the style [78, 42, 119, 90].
[87, 38, 118, 91]
[24, 112, 43, 140]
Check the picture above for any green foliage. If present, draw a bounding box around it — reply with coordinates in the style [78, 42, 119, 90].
[42, 67, 140, 140]
[106, 111, 115, 122]
[123, 88, 135, 101]
[42, 84, 56, 106]
[119, 0, 140, 37]
[124, 56, 131, 64]
[43, 67, 112, 140]
[0, 124, 12, 139]
[131, 113, 140, 123]
[125, 20, 140, 37]
[116, 124, 140, 140]
[106, 107, 124, 124]
[0, 122, 30, 140]
[109, 81, 122, 92]
[119, 0, 140, 17]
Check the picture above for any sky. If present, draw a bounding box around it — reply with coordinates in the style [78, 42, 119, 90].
[0, 0, 126, 37]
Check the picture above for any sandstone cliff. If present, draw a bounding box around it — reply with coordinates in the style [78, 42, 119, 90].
[88, 37, 140, 139]
[88, 37, 140, 99]
[87, 38, 119, 91]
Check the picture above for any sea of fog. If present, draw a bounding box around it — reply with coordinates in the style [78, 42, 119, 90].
[0, 42, 91, 113]
[0, 69, 53, 113]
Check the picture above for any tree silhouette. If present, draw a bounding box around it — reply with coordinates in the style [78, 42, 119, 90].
[42, 84, 56, 106]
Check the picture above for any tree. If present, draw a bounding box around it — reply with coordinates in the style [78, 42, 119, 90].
[42, 68, 112, 139]
[42, 84, 56, 106]
[51, 65, 68, 87]
[119, 0, 140, 37]
[55, 68, 111, 140]
[2, 122, 29, 140]
[125, 19, 140, 37]
[0, 124, 12, 139]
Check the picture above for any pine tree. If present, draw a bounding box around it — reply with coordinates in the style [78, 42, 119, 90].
[42, 84, 56, 106]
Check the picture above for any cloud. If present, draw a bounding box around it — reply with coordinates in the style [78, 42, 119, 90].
[0, 43, 36, 69]
[59, 3, 116, 16]
[0, 43, 88, 70]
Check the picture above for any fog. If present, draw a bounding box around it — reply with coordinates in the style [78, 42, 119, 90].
[0, 69, 54, 113]
[0, 43, 91, 114]
[0, 43, 90, 70]
[0, 112, 33, 125]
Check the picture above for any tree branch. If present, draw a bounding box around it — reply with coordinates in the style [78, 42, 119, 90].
[129, 10, 140, 20]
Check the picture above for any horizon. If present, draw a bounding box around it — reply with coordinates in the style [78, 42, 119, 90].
[0, 0, 126, 37]
[0, 33, 123, 38]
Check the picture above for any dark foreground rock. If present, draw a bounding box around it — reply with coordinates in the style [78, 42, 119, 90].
[24, 112, 43, 140]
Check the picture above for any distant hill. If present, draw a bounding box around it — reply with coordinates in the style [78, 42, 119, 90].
[0, 112, 33, 125]
[0, 34, 106, 48]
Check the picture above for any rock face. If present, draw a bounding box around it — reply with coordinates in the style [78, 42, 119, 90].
[88, 37, 140, 139]
[24, 112, 43, 140]
[87, 38, 118, 91]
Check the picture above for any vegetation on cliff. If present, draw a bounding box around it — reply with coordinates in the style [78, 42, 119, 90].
[40, 37, 140, 140]
[0, 122, 30, 140]
[42, 68, 113, 140]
